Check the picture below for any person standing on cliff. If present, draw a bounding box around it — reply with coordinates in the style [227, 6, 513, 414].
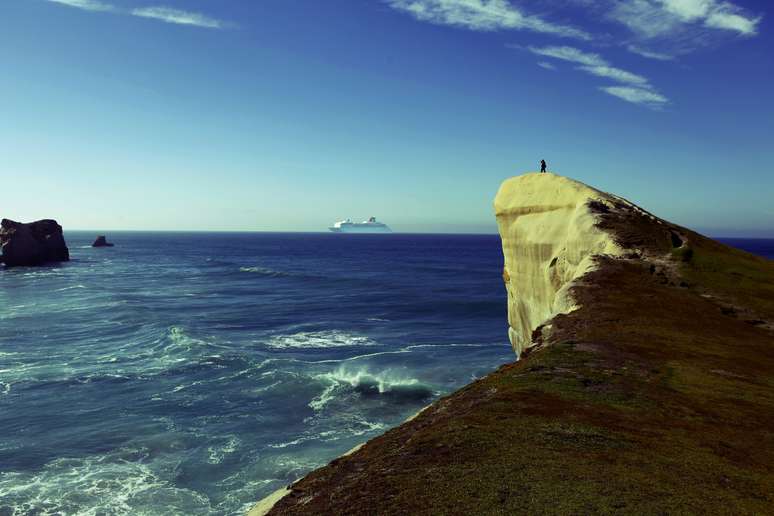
[540, 159, 547, 173]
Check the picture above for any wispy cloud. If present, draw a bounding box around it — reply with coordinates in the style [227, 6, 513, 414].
[704, 5, 760, 35]
[528, 45, 605, 67]
[527, 45, 668, 107]
[45, 0, 228, 29]
[130, 7, 225, 29]
[386, 0, 592, 40]
[528, 45, 647, 86]
[626, 44, 675, 61]
[537, 61, 557, 71]
[600, 86, 668, 107]
[611, 0, 760, 38]
[47, 0, 114, 11]
[578, 65, 649, 86]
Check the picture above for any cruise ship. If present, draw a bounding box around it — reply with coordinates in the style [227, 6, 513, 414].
[329, 217, 392, 233]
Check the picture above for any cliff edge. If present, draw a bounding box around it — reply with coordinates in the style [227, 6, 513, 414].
[255, 173, 774, 515]
[494, 173, 623, 355]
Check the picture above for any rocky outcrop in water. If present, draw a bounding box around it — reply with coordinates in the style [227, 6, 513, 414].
[92, 235, 114, 247]
[0, 219, 70, 267]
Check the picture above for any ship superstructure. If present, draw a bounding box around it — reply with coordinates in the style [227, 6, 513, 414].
[329, 217, 391, 233]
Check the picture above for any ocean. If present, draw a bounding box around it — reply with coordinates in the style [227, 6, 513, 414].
[1, 233, 771, 515]
[0, 233, 515, 515]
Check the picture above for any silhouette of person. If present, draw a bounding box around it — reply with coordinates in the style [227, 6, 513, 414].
[540, 159, 547, 173]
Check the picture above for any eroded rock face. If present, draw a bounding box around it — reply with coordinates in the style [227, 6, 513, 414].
[494, 173, 623, 356]
[0, 219, 70, 267]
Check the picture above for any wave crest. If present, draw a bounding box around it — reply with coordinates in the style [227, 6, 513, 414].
[310, 366, 434, 410]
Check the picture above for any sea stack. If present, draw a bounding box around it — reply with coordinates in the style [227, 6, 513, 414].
[92, 235, 114, 247]
[0, 219, 70, 267]
[249, 173, 774, 515]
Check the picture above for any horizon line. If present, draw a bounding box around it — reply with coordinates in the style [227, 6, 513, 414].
[59, 229, 774, 239]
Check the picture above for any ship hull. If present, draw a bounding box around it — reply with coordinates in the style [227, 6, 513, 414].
[328, 225, 391, 233]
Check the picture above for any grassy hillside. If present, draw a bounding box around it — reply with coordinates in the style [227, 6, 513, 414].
[264, 204, 774, 515]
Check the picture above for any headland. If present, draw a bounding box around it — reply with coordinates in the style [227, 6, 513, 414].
[251, 172, 774, 514]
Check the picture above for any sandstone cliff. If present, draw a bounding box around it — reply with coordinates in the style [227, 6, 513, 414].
[254, 174, 774, 515]
[494, 173, 623, 355]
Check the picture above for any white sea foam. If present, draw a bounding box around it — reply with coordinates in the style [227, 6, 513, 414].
[54, 284, 87, 292]
[207, 436, 241, 464]
[267, 436, 312, 449]
[238, 265, 295, 278]
[267, 420, 383, 450]
[309, 366, 432, 410]
[0, 452, 211, 515]
[299, 349, 412, 365]
[239, 266, 276, 274]
[247, 380, 282, 394]
[344, 415, 386, 436]
[268, 455, 325, 479]
[405, 343, 493, 350]
[309, 382, 339, 411]
[321, 367, 421, 393]
[267, 330, 375, 350]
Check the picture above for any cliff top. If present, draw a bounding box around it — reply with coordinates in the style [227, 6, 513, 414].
[259, 174, 774, 515]
[494, 172, 610, 215]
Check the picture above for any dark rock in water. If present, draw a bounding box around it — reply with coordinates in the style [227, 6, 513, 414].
[92, 235, 114, 247]
[0, 219, 70, 267]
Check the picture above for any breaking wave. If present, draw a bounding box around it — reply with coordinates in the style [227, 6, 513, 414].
[309, 366, 434, 410]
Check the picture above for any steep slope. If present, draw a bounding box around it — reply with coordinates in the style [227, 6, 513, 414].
[257, 173, 774, 515]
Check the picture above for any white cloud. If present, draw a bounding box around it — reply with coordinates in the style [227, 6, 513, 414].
[658, 0, 712, 21]
[611, 0, 760, 37]
[626, 44, 675, 60]
[705, 5, 760, 35]
[527, 45, 605, 67]
[387, 0, 592, 39]
[527, 45, 668, 107]
[130, 7, 225, 28]
[600, 86, 668, 106]
[528, 46, 646, 86]
[578, 65, 649, 86]
[537, 61, 557, 70]
[611, 0, 685, 37]
[46, 1, 228, 29]
[47, 0, 115, 12]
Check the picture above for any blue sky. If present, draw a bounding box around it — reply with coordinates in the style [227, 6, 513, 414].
[2, 0, 772, 235]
